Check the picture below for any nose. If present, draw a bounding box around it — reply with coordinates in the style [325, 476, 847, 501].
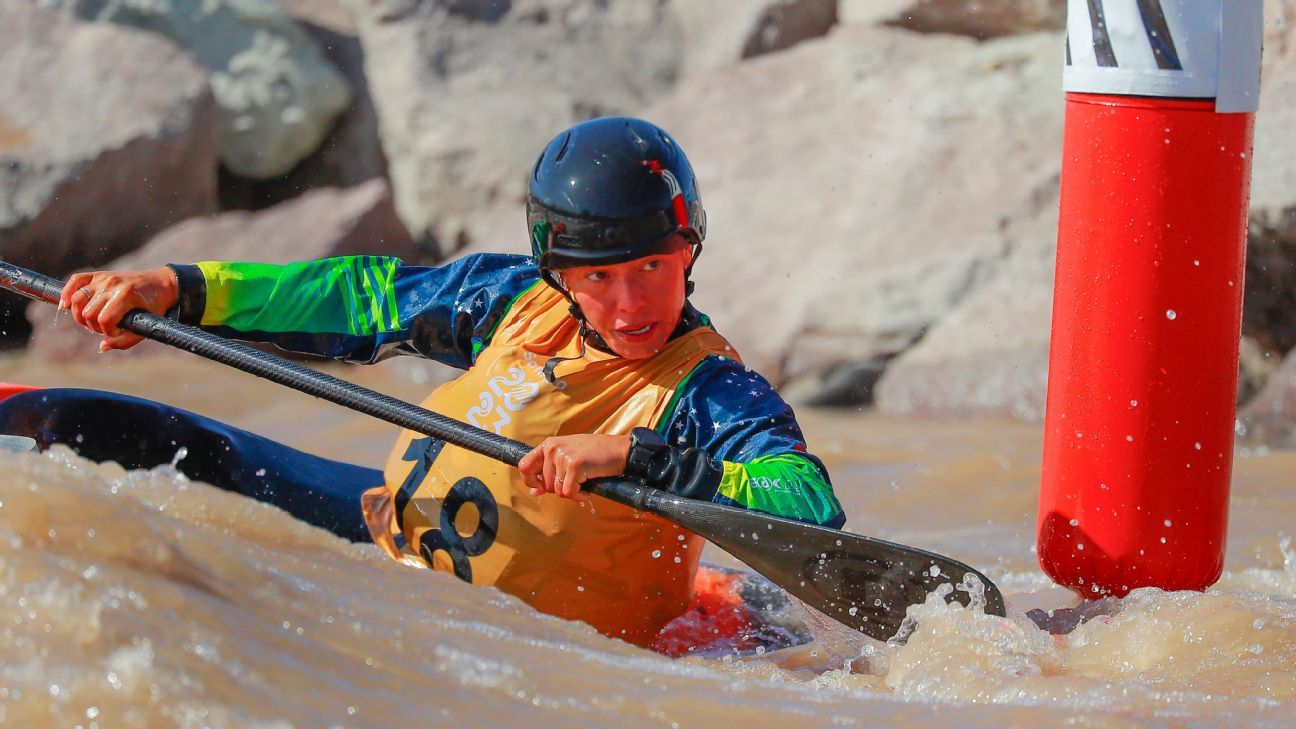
[614, 274, 649, 314]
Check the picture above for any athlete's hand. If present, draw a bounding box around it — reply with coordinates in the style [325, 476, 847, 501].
[59, 267, 180, 352]
[518, 434, 632, 500]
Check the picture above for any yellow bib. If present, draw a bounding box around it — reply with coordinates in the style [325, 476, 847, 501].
[362, 283, 738, 646]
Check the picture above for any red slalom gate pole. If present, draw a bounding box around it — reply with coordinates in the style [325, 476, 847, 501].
[1038, 1, 1263, 597]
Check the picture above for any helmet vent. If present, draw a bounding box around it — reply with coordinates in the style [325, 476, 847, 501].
[553, 132, 571, 163]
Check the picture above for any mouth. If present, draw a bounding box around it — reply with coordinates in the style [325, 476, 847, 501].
[617, 323, 655, 340]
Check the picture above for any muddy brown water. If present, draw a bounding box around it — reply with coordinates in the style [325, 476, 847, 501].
[1, 352, 1293, 727]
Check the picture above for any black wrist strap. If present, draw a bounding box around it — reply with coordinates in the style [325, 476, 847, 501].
[625, 427, 667, 481]
[623, 427, 723, 500]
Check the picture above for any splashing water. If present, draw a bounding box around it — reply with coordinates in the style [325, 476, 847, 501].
[2, 359, 1296, 726]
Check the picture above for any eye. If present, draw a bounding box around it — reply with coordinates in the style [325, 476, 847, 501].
[584, 270, 609, 282]
[641, 259, 662, 272]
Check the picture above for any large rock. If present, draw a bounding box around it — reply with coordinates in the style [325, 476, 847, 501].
[1243, 206, 1296, 354]
[875, 1, 1296, 420]
[881, 0, 1066, 39]
[1239, 350, 1296, 448]
[348, 0, 685, 255]
[1232, 0, 1296, 439]
[636, 26, 1065, 387]
[874, 200, 1058, 419]
[839, 0, 914, 27]
[670, 0, 838, 74]
[0, 2, 219, 278]
[39, 0, 352, 179]
[221, 0, 388, 209]
[29, 179, 417, 360]
[1251, 0, 1296, 215]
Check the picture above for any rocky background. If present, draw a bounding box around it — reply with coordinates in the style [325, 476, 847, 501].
[4, 0, 1296, 447]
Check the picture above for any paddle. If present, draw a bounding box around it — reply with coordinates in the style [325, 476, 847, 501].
[0, 262, 1007, 639]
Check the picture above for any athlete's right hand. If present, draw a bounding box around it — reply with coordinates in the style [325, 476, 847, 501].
[59, 267, 180, 352]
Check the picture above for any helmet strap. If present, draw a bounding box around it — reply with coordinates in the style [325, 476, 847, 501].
[683, 238, 703, 297]
[542, 313, 591, 386]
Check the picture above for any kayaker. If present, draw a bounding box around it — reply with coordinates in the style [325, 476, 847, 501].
[24, 116, 845, 647]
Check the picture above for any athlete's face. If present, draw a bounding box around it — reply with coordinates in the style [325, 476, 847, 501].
[561, 239, 693, 360]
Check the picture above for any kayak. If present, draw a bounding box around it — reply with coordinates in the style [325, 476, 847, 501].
[0, 382, 810, 656]
[655, 562, 810, 657]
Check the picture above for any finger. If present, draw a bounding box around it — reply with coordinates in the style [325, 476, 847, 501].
[81, 291, 108, 334]
[69, 292, 89, 328]
[60, 273, 91, 310]
[529, 487, 544, 497]
[101, 331, 143, 351]
[518, 447, 541, 480]
[560, 464, 583, 499]
[68, 287, 95, 329]
[97, 292, 135, 337]
[558, 450, 585, 499]
[541, 445, 559, 493]
[518, 448, 546, 490]
[549, 451, 578, 499]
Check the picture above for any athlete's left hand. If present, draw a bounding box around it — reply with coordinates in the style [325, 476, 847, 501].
[518, 434, 631, 500]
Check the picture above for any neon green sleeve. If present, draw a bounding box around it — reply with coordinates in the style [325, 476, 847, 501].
[717, 453, 844, 527]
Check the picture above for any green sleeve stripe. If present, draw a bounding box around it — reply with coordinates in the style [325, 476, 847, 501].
[381, 258, 401, 331]
[717, 453, 842, 525]
[363, 258, 398, 333]
[194, 257, 404, 337]
[358, 263, 380, 332]
[343, 262, 373, 336]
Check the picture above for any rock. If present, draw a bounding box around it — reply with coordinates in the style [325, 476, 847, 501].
[1243, 206, 1296, 354]
[1252, 1, 1296, 215]
[866, 2, 1296, 420]
[29, 180, 417, 360]
[670, 0, 838, 74]
[882, 0, 1066, 39]
[1238, 348, 1296, 448]
[839, 0, 914, 27]
[0, 1, 219, 346]
[874, 204, 1058, 420]
[780, 358, 888, 408]
[1240, 0, 1296, 451]
[1237, 335, 1283, 408]
[39, 0, 352, 179]
[1208, 0, 1296, 433]
[222, 0, 388, 209]
[278, 0, 357, 33]
[637, 26, 1065, 386]
[348, 0, 684, 255]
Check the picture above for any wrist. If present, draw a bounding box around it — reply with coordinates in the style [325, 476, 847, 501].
[624, 427, 668, 482]
[165, 264, 207, 323]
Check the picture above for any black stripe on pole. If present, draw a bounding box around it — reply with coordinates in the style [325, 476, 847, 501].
[1086, 0, 1119, 67]
[1136, 0, 1183, 70]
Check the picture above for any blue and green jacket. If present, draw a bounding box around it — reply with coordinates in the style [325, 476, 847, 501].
[170, 254, 845, 528]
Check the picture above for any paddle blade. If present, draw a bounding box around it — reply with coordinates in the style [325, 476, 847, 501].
[643, 490, 1006, 642]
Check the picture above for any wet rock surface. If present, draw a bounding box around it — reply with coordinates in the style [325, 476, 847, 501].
[37, 0, 351, 179]
[348, 0, 685, 254]
[0, 3, 220, 343]
[6, 0, 1296, 428]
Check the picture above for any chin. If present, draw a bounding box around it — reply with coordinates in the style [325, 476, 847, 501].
[612, 339, 668, 360]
